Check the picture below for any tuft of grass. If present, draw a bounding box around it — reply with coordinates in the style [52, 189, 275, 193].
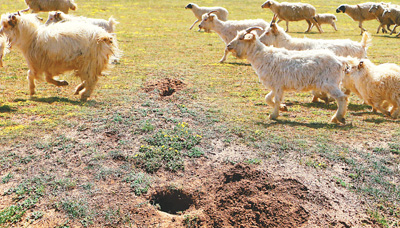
[124, 171, 152, 196]
[59, 198, 93, 227]
[136, 122, 202, 173]
[2, 172, 13, 184]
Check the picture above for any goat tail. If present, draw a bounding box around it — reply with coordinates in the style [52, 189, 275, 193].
[361, 32, 372, 50]
[108, 16, 119, 32]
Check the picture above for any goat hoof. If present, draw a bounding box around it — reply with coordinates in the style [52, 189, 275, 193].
[60, 80, 69, 86]
[279, 105, 288, 112]
[269, 114, 278, 120]
[331, 116, 345, 124]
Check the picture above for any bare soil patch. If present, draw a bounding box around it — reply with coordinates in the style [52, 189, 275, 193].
[143, 78, 185, 97]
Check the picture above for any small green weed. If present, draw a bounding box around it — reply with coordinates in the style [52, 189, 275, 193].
[0, 205, 26, 225]
[183, 214, 201, 228]
[2, 172, 13, 184]
[59, 198, 92, 227]
[136, 122, 202, 172]
[187, 147, 204, 158]
[244, 158, 262, 165]
[124, 171, 152, 196]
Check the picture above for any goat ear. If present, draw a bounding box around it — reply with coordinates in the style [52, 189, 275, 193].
[244, 33, 255, 41]
[358, 61, 364, 69]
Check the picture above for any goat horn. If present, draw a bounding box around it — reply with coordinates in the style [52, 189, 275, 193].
[207, 10, 217, 16]
[245, 27, 263, 33]
[270, 14, 278, 25]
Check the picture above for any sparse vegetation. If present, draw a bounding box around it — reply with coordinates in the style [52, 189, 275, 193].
[0, 0, 400, 227]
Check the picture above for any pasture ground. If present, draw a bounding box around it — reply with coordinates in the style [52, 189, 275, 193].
[0, 0, 400, 227]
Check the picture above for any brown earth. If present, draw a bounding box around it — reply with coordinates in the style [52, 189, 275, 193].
[143, 78, 185, 97]
[3, 80, 381, 228]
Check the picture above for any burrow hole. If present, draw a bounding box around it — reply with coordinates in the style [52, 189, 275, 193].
[151, 188, 194, 215]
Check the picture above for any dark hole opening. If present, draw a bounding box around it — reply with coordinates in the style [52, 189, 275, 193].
[151, 188, 194, 214]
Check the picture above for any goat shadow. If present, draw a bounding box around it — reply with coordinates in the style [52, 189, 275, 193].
[256, 118, 354, 130]
[0, 104, 17, 113]
[15, 96, 102, 107]
[225, 62, 251, 66]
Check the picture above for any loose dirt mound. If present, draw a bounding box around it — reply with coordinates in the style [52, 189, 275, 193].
[143, 78, 185, 96]
[202, 163, 310, 227]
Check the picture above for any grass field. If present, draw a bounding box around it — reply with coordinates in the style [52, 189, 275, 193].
[1, 0, 400, 227]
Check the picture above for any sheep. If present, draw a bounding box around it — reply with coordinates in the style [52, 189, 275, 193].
[260, 18, 371, 59]
[261, 0, 322, 33]
[259, 18, 371, 103]
[226, 27, 350, 124]
[185, 3, 228, 32]
[0, 35, 9, 68]
[382, 8, 400, 36]
[336, 2, 376, 35]
[0, 12, 120, 101]
[344, 59, 400, 118]
[310, 13, 338, 32]
[369, 3, 396, 34]
[198, 12, 268, 63]
[45, 11, 118, 33]
[22, 0, 77, 14]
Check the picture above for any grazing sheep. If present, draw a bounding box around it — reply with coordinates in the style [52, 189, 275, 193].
[22, 0, 77, 14]
[198, 12, 268, 63]
[185, 3, 228, 32]
[261, 0, 322, 33]
[336, 2, 376, 35]
[311, 13, 338, 31]
[0, 12, 120, 101]
[0, 35, 9, 68]
[344, 59, 400, 118]
[226, 27, 350, 124]
[45, 11, 118, 33]
[369, 3, 395, 33]
[382, 8, 400, 36]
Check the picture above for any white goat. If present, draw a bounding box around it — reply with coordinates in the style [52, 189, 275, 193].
[0, 12, 120, 101]
[260, 19, 371, 59]
[226, 27, 349, 124]
[382, 8, 400, 36]
[311, 13, 338, 31]
[260, 19, 371, 102]
[45, 11, 118, 33]
[185, 3, 228, 32]
[344, 59, 400, 118]
[369, 3, 395, 34]
[261, 0, 322, 33]
[198, 12, 268, 63]
[22, 0, 77, 14]
[0, 35, 9, 67]
[336, 2, 376, 35]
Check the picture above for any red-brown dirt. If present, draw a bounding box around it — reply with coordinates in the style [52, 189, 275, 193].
[143, 78, 185, 97]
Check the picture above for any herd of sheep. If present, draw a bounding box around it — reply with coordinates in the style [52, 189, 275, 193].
[186, 1, 400, 123]
[0, 0, 400, 124]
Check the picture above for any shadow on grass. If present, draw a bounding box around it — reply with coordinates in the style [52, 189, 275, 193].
[347, 103, 371, 112]
[298, 102, 337, 110]
[0, 104, 17, 113]
[226, 62, 251, 66]
[256, 118, 354, 130]
[363, 117, 400, 124]
[14, 97, 102, 107]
